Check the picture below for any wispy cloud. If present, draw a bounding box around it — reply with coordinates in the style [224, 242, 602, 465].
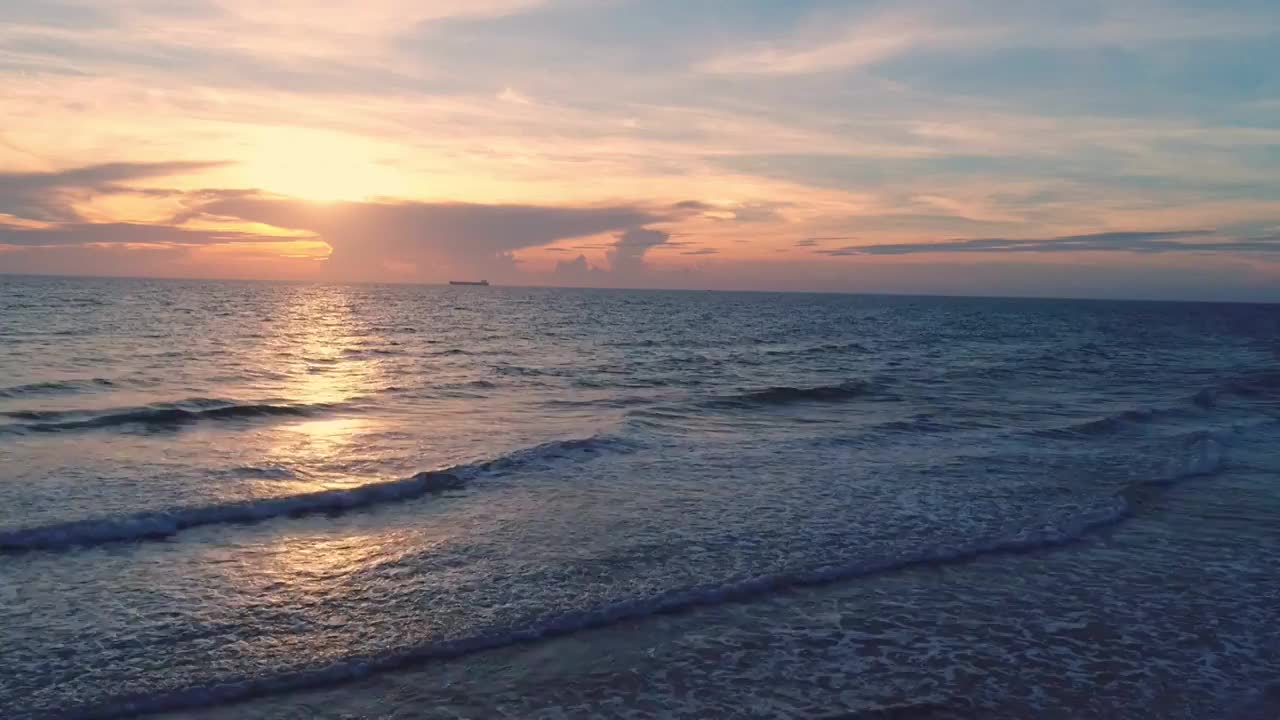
[699, 2, 1278, 76]
[699, 12, 954, 76]
[813, 230, 1280, 256]
[795, 236, 857, 247]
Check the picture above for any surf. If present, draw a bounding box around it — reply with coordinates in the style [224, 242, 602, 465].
[55, 433, 1228, 720]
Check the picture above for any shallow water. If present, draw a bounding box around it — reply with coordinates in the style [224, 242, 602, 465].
[1, 276, 1277, 719]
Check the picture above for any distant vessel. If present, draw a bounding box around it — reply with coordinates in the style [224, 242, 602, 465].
[449, 280, 490, 286]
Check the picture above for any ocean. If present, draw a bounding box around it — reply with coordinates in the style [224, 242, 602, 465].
[1, 275, 1277, 720]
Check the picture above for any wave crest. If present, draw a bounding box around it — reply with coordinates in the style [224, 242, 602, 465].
[0, 399, 335, 435]
[762, 341, 870, 357]
[709, 380, 883, 407]
[0, 378, 115, 398]
[1223, 369, 1280, 398]
[0, 435, 632, 552]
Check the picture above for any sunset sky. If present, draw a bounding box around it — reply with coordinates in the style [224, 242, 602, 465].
[1, 0, 1278, 299]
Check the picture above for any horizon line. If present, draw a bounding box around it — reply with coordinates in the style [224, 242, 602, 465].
[3, 271, 1276, 306]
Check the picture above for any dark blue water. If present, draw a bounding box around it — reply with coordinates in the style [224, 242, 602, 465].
[1, 275, 1278, 719]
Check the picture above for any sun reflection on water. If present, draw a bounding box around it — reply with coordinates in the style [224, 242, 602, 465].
[255, 286, 397, 488]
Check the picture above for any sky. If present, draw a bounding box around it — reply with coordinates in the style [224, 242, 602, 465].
[1, 0, 1278, 300]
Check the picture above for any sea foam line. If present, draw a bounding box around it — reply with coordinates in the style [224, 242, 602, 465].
[54, 434, 1226, 720]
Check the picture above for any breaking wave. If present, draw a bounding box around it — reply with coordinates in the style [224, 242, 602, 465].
[0, 434, 632, 552]
[0, 399, 338, 435]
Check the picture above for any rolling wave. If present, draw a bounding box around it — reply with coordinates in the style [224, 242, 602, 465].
[1035, 408, 1170, 437]
[1032, 368, 1280, 439]
[707, 380, 885, 407]
[0, 434, 632, 552]
[761, 341, 870, 357]
[1032, 390, 1225, 438]
[58, 433, 1227, 720]
[1223, 369, 1280, 398]
[0, 378, 115, 398]
[0, 399, 337, 435]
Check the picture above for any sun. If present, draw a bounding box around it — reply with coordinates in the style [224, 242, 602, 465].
[236, 127, 408, 203]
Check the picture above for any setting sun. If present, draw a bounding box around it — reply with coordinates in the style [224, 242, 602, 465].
[234, 128, 409, 203]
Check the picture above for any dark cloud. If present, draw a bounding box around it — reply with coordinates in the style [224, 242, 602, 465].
[0, 161, 226, 222]
[682, 248, 719, 255]
[799, 236, 857, 244]
[0, 222, 298, 247]
[0, 162, 669, 281]
[0, 161, 223, 192]
[672, 200, 711, 210]
[551, 227, 684, 282]
[670, 200, 787, 223]
[811, 230, 1280, 256]
[608, 227, 670, 274]
[193, 194, 663, 280]
[551, 253, 609, 286]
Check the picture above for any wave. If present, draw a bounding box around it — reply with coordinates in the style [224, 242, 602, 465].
[0, 399, 335, 435]
[211, 464, 299, 481]
[341, 347, 400, 358]
[492, 364, 553, 376]
[762, 341, 870, 357]
[0, 472, 464, 553]
[870, 416, 959, 434]
[59, 433, 1226, 720]
[824, 700, 964, 720]
[1035, 408, 1166, 437]
[1032, 392, 1223, 438]
[0, 378, 115, 399]
[544, 396, 655, 409]
[0, 435, 631, 552]
[708, 380, 884, 407]
[1222, 369, 1280, 398]
[1035, 367, 1280, 439]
